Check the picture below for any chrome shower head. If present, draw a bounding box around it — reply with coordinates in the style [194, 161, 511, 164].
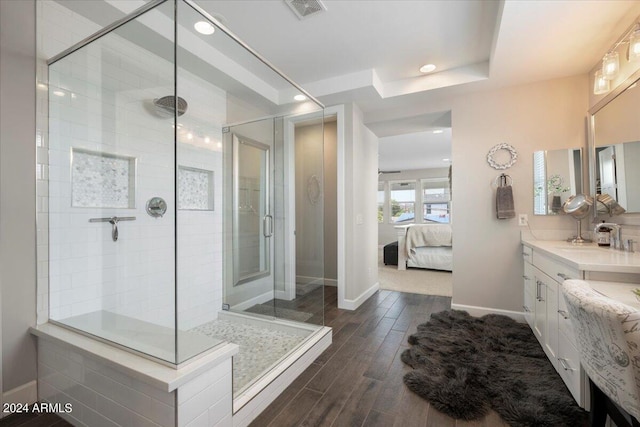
[153, 96, 188, 118]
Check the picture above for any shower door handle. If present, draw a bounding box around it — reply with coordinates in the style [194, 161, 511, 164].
[263, 214, 273, 238]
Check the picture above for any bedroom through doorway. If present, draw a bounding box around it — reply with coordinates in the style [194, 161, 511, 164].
[376, 110, 452, 297]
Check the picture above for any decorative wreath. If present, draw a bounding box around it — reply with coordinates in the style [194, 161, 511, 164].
[307, 175, 321, 205]
[487, 143, 518, 170]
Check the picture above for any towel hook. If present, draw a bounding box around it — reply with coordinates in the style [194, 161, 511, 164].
[493, 173, 513, 188]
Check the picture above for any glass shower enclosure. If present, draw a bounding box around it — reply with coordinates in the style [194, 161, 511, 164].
[45, 0, 325, 403]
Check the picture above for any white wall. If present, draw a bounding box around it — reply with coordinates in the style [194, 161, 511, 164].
[378, 167, 450, 245]
[451, 75, 588, 313]
[0, 0, 38, 397]
[295, 122, 330, 282]
[324, 121, 338, 282]
[342, 104, 379, 307]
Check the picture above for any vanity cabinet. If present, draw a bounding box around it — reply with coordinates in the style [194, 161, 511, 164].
[522, 245, 585, 407]
[522, 239, 640, 409]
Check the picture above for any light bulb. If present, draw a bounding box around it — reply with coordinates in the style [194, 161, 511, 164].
[602, 51, 619, 80]
[294, 94, 306, 101]
[594, 70, 610, 95]
[629, 26, 640, 61]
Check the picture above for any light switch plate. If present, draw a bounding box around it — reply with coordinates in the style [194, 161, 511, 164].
[518, 214, 528, 226]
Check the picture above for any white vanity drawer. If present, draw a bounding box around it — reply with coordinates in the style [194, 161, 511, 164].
[557, 289, 576, 346]
[522, 245, 533, 262]
[557, 331, 583, 407]
[532, 251, 581, 283]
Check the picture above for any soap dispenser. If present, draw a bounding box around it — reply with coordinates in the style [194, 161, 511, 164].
[596, 220, 611, 247]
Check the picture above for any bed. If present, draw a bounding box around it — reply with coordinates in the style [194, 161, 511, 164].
[395, 223, 452, 271]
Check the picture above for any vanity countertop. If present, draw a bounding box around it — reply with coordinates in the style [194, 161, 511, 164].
[588, 280, 640, 310]
[522, 239, 640, 274]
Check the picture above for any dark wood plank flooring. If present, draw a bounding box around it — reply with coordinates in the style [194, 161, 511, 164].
[0, 411, 72, 427]
[3, 287, 510, 427]
[250, 286, 510, 427]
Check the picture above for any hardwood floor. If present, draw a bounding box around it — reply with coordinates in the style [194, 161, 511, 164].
[0, 411, 72, 427]
[250, 286, 510, 427]
[3, 287, 509, 427]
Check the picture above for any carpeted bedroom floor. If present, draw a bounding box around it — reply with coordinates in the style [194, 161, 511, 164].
[378, 246, 453, 297]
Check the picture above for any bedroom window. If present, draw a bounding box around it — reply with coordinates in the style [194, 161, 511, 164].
[422, 178, 450, 223]
[533, 151, 547, 215]
[389, 180, 415, 223]
[378, 181, 385, 223]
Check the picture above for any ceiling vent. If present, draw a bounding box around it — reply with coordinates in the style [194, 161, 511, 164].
[284, 0, 327, 20]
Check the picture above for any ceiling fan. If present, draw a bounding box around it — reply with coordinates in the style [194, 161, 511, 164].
[378, 169, 401, 175]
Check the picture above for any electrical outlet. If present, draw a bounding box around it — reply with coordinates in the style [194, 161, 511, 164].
[518, 214, 528, 226]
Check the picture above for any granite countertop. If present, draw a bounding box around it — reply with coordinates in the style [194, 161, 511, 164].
[522, 239, 640, 274]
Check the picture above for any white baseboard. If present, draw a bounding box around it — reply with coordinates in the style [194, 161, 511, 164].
[274, 290, 294, 301]
[451, 304, 525, 323]
[232, 291, 274, 311]
[324, 279, 337, 287]
[340, 282, 380, 310]
[2, 380, 37, 417]
[296, 275, 324, 286]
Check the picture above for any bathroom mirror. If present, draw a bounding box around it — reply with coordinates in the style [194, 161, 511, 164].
[533, 148, 583, 215]
[590, 70, 640, 214]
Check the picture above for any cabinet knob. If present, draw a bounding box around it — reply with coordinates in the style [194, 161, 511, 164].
[557, 309, 569, 320]
[557, 273, 570, 281]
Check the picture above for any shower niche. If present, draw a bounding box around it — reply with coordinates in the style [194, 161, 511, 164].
[36, 0, 329, 425]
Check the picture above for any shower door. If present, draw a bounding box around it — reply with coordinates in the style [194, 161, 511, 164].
[233, 134, 271, 286]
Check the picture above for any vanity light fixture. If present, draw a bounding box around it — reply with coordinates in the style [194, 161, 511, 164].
[602, 51, 620, 80]
[419, 64, 436, 74]
[204, 137, 211, 144]
[194, 21, 215, 35]
[294, 94, 307, 101]
[52, 90, 65, 97]
[593, 70, 610, 95]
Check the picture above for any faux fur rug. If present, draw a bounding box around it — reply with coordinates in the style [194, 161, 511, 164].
[401, 310, 586, 426]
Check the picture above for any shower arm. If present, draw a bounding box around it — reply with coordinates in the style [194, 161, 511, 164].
[89, 216, 136, 242]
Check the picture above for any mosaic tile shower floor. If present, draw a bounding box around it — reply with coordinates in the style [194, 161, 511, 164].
[191, 319, 306, 393]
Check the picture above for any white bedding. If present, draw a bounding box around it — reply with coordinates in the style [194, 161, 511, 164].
[405, 224, 452, 251]
[407, 246, 452, 271]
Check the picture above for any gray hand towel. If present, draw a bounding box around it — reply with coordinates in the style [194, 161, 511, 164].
[496, 185, 515, 219]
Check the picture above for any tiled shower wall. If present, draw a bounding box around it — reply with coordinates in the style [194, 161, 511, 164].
[38, 1, 225, 331]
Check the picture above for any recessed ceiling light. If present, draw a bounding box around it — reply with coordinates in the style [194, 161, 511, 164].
[294, 94, 307, 101]
[217, 142, 222, 148]
[442, 158, 451, 162]
[432, 129, 444, 134]
[194, 21, 215, 35]
[187, 132, 194, 140]
[52, 90, 65, 97]
[204, 137, 211, 144]
[419, 64, 437, 74]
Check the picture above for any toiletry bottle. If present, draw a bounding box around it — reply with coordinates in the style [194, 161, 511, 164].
[597, 220, 611, 247]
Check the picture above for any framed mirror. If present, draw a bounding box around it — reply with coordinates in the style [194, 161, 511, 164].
[533, 148, 583, 215]
[590, 68, 640, 215]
